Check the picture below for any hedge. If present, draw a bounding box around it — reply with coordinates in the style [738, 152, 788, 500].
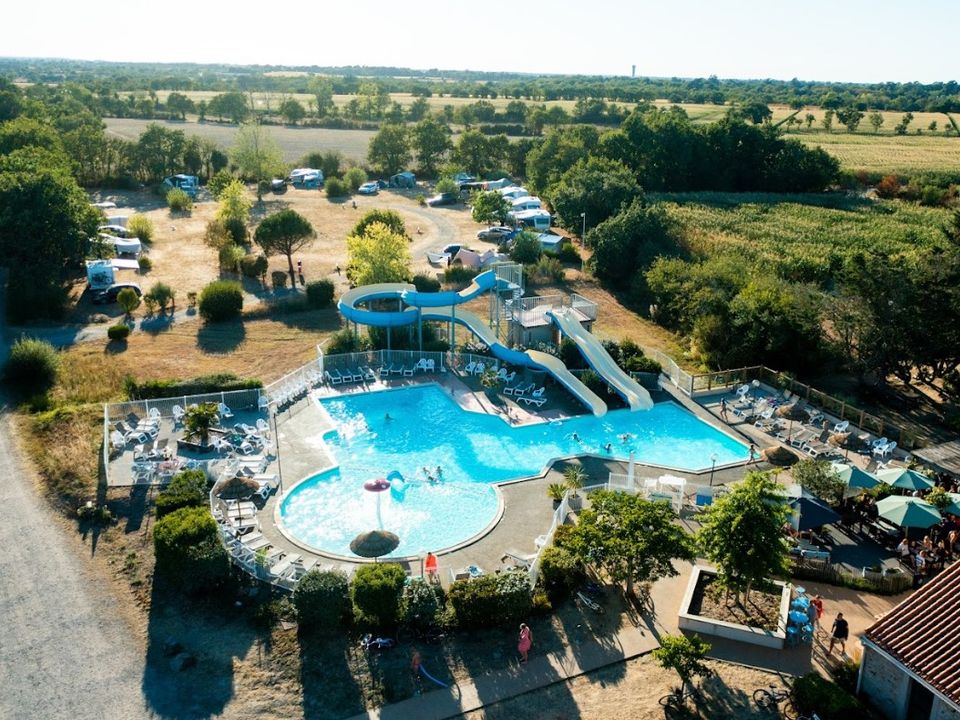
[4, 338, 59, 394]
[401, 578, 444, 629]
[107, 324, 130, 341]
[351, 563, 406, 628]
[153, 506, 230, 594]
[448, 570, 532, 629]
[294, 569, 350, 630]
[155, 469, 208, 518]
[792, 672, 868, 720]
[306, 279, 335, 308]
[537, 546, 584, 603]
[198, 280, 243, 322]
[124, 373, 262, 400]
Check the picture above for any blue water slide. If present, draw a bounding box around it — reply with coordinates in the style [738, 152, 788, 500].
[400, 270, 499, 307]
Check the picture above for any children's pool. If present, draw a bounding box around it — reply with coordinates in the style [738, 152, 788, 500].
[278, 384, 748, 558]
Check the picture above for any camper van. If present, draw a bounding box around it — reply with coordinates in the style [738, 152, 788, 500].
[161, 175, 199, 198]
[289, 168, 324, 188]
[510, 209, 552, 232]
[510, 196, 542, 212]
[500, 186, 530, 200]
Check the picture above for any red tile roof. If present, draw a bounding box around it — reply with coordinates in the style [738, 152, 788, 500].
[865, 561, 960, 708]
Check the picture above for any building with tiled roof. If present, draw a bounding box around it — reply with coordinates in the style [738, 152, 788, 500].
[858, 561, 960, 720]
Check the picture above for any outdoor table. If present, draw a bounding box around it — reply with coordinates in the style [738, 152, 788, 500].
[792, 596, 810, 610]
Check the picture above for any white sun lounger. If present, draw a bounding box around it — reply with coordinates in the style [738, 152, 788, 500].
[379, 364, 393, 378]
[519, 396, 546, 408]
[391, 364, 404, 376]
[464, 361, 477, 375]
[403, 365, 415, 377]
[270, 553, 302, 578]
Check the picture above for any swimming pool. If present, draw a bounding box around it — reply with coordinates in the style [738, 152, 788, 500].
[278, 384, 749, 558]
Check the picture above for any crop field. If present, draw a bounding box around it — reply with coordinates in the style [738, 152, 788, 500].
[791, 131, 960, 175]
[654, 192, 952, 282]
[104, 118, 377, 162]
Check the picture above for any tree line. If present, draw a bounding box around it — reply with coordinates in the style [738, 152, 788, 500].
[5, 58, 959, 112]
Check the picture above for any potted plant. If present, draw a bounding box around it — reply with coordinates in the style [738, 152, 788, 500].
[478, 367, 502, 402]
[564, 465, 588, 511]
[547, 482, 566, 509]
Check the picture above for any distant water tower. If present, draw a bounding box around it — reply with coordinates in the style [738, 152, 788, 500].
[631, 65, 636, 78]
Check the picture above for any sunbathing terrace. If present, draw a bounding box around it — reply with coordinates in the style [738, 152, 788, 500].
[103, 348, 924, 592]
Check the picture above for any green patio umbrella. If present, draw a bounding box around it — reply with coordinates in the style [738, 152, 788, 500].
[876, 468, 935, 492]
[875, 496, 941, 529]
[831, 463, 880, 497]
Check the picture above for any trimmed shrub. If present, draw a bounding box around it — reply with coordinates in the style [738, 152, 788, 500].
[344, 167, 367, 192]
[400, 578, 444, 630]
[325, 177, 349, 197]
[531, 256, 564, 283]
[218, 244, 245, 272]
[448, 570, 532, 629]
[152, 506, 230, 594]
[412, 273, 441, 292]
[107, 324, 130, 341]
[271, 270, 288, 290]
[207, 169, 234, 199]
[294, 569, 350, 630]
[204, 219, 232, 250]
[538, 546, 584, 603]
[580, 369, 609, 397]
[127, 214, 154, 243]
[443, 264, 476, 285]
[306, 279, 335, 308]
[239, 254, 269, 279]
[117, 287, 141, 315]
[124, 373, 262, 400]
[510, 232, 542, 265]
[351, 563, 407, 628]
[166, 187, 193, 212]
[326, 328, 364, 355]
[5, 338, 59, 394]
[155, 469, 207, 518]
[224, 216, 248, 244]
[198, 280, 243, 322]
[792, 672, 868, 720]
[147, 282, 175, 311]
[137, 256, 153, 273]
[624, 355, 662, 374]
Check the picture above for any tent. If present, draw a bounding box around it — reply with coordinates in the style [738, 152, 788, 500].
[389, 171, 416, 189]
[785, 484, 841, 531]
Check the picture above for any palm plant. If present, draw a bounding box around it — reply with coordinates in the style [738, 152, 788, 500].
[184, 402, 219, 446]
[563, 465, 588, 498]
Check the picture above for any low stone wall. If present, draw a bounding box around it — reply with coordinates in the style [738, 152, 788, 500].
[677, 566, 790, 650]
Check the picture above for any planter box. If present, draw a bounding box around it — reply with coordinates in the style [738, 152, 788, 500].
[678, 566, 791, 650]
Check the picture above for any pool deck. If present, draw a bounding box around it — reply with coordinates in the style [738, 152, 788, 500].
[254, 371, 757, 580]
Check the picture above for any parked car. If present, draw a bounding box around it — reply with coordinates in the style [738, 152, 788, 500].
[270, 178, 286, 192]
[357, 181, 380, 195]
[92, 283, 143, 305]
[426, 192, 459, 207]
[476, 226, 515, 242]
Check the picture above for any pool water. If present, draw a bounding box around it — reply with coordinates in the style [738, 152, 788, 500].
[279, 384, 748, 558]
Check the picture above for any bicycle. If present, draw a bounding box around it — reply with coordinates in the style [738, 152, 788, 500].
[658, 686, 697, 710]
[753, 684, 797, 719]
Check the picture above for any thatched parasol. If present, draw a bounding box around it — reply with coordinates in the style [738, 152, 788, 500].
[213, 474, 260, 500]
[776, 403, 807, 442]
[762, 445, 800, 467]
[350, 529, 400, 559]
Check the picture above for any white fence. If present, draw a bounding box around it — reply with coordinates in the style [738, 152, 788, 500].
[105, 388, 262, 423]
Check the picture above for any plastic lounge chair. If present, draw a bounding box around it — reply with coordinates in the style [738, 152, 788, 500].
[464, 361, 477, 375]
[256, 418, 270, 434]
[352, 369, 365, 382]
[500, 550, 536, 568]
[789, 430, 815, 448]
[330, 369, 344, 385]
[148, 407, 162, 421]
[403, 365, 415, 377]
[270, 554, 302, 578]
[379, 364, 393, 378]
[474, 362, 486, 376]
[218, 402, 234, 419]
[502, 370, 516, 383]
[874, 440, 897, 458]
[531, 387, 545, 398]
[362, 366, 376, 381]
[832, 420, 850, 433]
[110, 430, 126, 450]
[391, 364, 404, 376]
[258, 396, 270, 411]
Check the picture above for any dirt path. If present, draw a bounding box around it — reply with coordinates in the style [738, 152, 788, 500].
[0, 409, 149, 719]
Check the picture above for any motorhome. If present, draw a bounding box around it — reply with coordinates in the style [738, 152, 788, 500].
[509, 208, 552, 231]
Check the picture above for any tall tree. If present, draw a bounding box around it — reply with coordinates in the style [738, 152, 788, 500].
[346, 221, 411, 286]
[868, 111, 884, 133]
[254, 210, 316, 288]
[653, 634, 713, 699]
[367, 124, 411, 176]
[308, 77, 335, 117]
[230, 123, 285, 200]
[412, 117, 451, 177]
[470, 190, 512, 225]
[166, 92, 195, 120]
[696, 471, 791, 603]
[547, 156, 641, 233]
[567, 490, 694, 598]
[279, 98, 306, 125]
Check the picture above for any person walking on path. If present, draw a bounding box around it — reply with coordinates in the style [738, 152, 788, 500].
[810, 594, 824, 633]
[720, 398, 728, 422]
[828, 612, 849, 655]
[517, 623, 532, 664]
[748, 442, 757, 464]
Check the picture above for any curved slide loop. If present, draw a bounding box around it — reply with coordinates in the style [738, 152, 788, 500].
[546, 308, 653, 410]
[338, 272, 608, 416]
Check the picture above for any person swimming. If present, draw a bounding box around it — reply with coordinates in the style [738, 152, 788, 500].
[619, 433, 632, 443]
[572, 432, 581, 442]
[604, 442, 613, 452]
[385, 413, 392, 421]
[435, 465, 443, 479]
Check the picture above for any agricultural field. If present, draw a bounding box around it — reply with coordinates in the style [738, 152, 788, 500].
[654, 191, 953, 282]
[104, 117, 377, 163]
[790, 131, 960, 176]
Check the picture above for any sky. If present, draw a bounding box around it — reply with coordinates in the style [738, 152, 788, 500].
[3, 0, 957, 84]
